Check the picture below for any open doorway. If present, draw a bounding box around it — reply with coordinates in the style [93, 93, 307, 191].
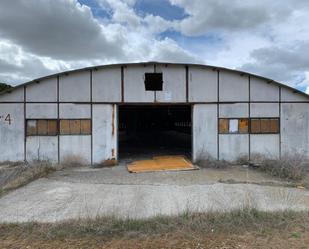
[118, 105, 192, 161]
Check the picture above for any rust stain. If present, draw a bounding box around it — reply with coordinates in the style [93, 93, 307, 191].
[96, 158, 117, 167]
[112, 148, 115, 157]
[112, 105, 115, 137]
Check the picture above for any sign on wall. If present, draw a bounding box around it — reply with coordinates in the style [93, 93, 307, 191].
[0, 114, 12, 125]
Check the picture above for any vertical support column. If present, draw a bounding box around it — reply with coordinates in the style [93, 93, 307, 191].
[23, 85, 27, 163]
[279, 86, 282, 159]
[186, 65, 189, 103]
[121, 66, 124, 103]
[217, 70, 220, 160]
[90, 70, 93, 165]
[57, 75, 60, 164]
[248, 75, 251, 161]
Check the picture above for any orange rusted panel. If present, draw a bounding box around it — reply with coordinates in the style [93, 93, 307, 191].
[270, 119, 279, 133]
[127, 155, 196, 173]
[47, 120, 57, 135]
[219, 119, 229, 134]
[37, 120, 48, 135]
[250, 119, 261, 134]
[70, 120, 81, 134]
[260, 119, 270, 133]
[60, 120, 70, 135]
[81, 119, 91, 135]
[239, 118, 249, 133]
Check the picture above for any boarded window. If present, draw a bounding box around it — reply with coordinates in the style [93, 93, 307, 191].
[70, 120, 81, 135]
[239, 119, 249, 133]
[270, 119, 279, 133]
[26, 119, 58, 136]
[81, 120, 91, 135]
[250, 118, 279, 134]
[60, 119, 91, 135]
[26, 120, 37, 135]
[60, 120, 70, 135]
[47, 120, 58, 136]
[219, 119, 229, 133]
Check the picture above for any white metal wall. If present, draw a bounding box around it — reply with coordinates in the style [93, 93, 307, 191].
[0, 63, 309, 163]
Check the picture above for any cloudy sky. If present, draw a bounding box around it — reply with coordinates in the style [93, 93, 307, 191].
[0, 0, 309, 93]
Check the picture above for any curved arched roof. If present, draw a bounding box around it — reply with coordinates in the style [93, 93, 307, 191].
[1, 61, 308, 98]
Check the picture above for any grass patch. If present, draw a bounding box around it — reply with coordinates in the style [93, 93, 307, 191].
[1, 209, 308, 241]
[0, 162, 55, 196]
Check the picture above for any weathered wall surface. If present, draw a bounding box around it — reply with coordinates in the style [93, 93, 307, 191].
[26, 78, 57, 102]
[193, 104, 217, 161]
[59, 71, 90, 102]
[92, 104, 117, 164]
[124, 65, 154, 102]
[219, 135, 249, 161]
[92, 67, 121, 102]
[26, 136, 58, 162]
[0, 104, 24, 161]
[189, 67, 217, 102]
[281, 103, 309, 157]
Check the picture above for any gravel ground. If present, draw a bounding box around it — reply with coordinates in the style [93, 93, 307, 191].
[0, 165, 308, 222]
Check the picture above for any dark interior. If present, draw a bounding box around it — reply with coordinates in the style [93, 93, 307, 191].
[118, 105, 192, 161]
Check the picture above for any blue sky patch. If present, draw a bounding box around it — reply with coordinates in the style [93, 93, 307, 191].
[134, 0, 188, 20]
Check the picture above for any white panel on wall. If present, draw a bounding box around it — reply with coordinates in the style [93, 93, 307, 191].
[219, 135, 249, 161]
[281, 103, 309, 157]
[59, 71, 90, 102]
[60, 136, 91, 163]
[92, 104, 117, 164]
[281, 87, 309, 102]
[219, 71, 249, 102]
[26, 136, 58, 162]
[59, 104, 91, 119]
[193, 104, 217, 161]
[0, 88, 24, 102]
[250, 103, 279, 117]
[155, 65, 186, 102]
[26, 78, 57, 102]
[219, 103, 248, 118]
[92, 67, 121, 102]
[26, 104, 57, 119]
[250, 77, 279, 101]
[124, 65, 154, 102]
[250, 135, 279, 159]
[189, 67, 217, 102]
[0, 104, 24, 161]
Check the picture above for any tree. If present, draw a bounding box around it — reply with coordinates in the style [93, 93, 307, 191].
[0, 83, 12, 92]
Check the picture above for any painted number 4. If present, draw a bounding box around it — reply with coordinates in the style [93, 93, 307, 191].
[4, 114, 12, 125]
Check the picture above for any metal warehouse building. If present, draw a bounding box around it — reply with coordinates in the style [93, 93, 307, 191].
[0, 62, 309, 165]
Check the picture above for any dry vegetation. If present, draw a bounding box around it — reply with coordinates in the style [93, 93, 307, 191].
[250, 153, 309, 181]
[1, 209, 309, 249]
[0, 161, 55, 196]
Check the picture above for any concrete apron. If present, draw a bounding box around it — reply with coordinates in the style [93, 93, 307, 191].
[0, 177, 309, 223]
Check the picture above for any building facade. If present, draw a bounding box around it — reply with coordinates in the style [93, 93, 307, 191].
[0, 62, 308, 165]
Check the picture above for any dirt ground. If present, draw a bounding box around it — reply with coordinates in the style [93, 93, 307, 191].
[2, 231, 309, 249]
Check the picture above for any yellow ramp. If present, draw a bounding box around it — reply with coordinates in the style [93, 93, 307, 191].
[127, 155, 197, 173]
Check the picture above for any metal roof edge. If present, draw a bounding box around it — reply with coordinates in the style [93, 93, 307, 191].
[0, 61, 308, 99]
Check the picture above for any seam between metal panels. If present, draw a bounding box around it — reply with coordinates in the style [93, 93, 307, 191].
[279, 86, 282, 159]
[24, 86, 26, 162]
[90, 70, 93, 165]
[248, 75, 251, 161]
[57, 76, 60, 164]
[217, 70, 220, 160]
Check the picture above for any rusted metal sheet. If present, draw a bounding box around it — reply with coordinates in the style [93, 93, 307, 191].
[239, 118, 249, 133]
[128, 155, 197, 173]
[219, 119, 229, 134]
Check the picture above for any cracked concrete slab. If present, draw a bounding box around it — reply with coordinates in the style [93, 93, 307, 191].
[0, 166, 308, 223]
